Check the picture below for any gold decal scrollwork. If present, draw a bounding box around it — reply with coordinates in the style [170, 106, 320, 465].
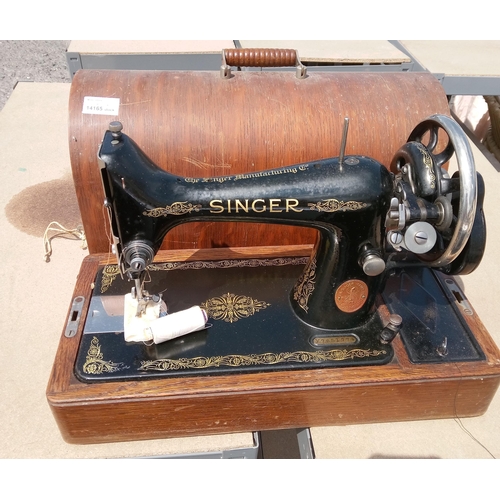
[293, 256, 317, 312]
[148, 257, 308, 272]
[101, 265, 120, 293]
[415, 143, 436, 189]
[99, 258, 308, 293]
[308, 199, 367, 213]
[201, 293, 270, 323]
[83, 337, 129, 374]
[139, 348, 387, 371]
[143, 202, 201, 217]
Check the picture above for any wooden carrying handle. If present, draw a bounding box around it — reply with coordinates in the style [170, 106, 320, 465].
[221, 48, 306, 78]
[223, 48, 297, 67]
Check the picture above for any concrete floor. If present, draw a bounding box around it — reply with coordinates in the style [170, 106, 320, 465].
[0, 40, 70, 111]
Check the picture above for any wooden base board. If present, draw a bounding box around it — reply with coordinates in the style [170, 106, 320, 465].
[47, 247, 500, 444]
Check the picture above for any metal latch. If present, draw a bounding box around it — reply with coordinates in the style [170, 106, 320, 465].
[64, 296, 85, 337]
[444, 279, 473, 316]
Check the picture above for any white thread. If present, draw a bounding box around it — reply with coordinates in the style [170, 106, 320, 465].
[43, 221, 87, 262]
[123, 293, 162, 343]
[148, 306, 208, 344]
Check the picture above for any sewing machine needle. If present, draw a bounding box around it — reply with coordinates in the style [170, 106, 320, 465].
[339, 117, 349, 169]
[133, 278, 143, 301]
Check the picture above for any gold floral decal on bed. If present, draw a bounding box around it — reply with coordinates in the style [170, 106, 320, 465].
[100, 257, 309, 293]
[101, 264, 121, 293]
[83, 336, 129, 374]
[139, 348, 387, 371]
[201, 293, 270, 323]
[148, 257, 308, 272]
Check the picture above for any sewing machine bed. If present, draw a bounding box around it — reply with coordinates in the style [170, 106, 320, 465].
[47, 246, 500, 444]
[75, 249, 483, 383]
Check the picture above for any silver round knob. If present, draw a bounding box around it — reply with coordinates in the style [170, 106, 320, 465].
[404, 221, 437, 254]
[362, 254, 386, 276]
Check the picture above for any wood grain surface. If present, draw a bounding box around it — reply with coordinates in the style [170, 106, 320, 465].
[68, 70, 450, 253]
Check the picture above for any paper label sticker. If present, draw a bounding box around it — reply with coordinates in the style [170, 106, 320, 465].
[82, 96, 120, 116]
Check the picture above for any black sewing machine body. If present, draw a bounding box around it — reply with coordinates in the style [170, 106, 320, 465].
[99, 129, 393, 331]
[74, 116, 487, 382]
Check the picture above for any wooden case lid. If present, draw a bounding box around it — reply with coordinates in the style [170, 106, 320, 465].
[69, 70, 449, 254]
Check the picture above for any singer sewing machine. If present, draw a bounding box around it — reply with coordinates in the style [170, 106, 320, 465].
[47, 65, 500, 444]
[76, 114, 485, 380]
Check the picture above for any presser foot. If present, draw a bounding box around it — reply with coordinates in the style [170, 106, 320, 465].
[123, 292, 166, 343]
[131, 277, 163, 317]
